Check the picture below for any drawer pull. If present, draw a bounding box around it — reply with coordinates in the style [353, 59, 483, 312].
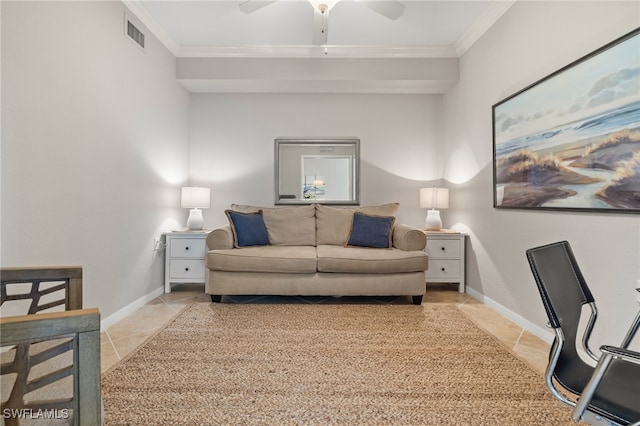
[185, 267, 190, 272]
[441, 267, 446, 272]
[441, 247, 446, 251]
[185, 246, 190, 250]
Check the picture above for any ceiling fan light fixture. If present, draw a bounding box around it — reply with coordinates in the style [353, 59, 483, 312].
[308, 0, 338, 13]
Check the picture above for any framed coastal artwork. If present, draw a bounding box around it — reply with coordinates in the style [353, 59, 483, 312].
[492, 28, 640, 213]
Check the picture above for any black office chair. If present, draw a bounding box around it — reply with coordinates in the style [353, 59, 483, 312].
[526, 241, 640, 426]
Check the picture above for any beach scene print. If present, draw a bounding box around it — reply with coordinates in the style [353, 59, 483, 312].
[494, 31, 640, 211]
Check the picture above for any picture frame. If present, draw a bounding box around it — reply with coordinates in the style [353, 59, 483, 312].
[492, 28, 639, 213]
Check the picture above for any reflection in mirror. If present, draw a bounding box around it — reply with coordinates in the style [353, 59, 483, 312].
[275, 138, 359, 205]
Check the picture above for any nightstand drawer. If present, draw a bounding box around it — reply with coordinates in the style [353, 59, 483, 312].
[170, 238, 206, 258]
[426, 239, 461, 258]
[427, 259, 461, 279]
[169, 259, 205, 279]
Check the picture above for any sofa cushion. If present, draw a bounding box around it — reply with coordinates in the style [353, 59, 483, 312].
[231, 204, 316, 246]
[207, 246, 318, 274]
[225, 210, 270, 248]
[317, 245, 428, 274]
[346, 212, 395, 249]
[316, 203, 400, 245]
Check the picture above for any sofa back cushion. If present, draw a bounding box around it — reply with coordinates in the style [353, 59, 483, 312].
[316, 203, 399, 245]
[230, 204, 317, 246]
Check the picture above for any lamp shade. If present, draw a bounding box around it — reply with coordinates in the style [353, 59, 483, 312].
[420, 187, 449, 209]
[181, 187, 211, 209]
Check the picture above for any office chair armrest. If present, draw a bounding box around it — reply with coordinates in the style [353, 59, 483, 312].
[599, 345, 640, 364]
[572, 345, 640, 422]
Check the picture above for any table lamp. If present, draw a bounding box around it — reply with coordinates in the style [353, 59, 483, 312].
[420, 187, 449, 231]
[181, 187, 210, 230]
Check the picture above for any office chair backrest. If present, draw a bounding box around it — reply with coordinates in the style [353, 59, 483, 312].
[526, 241, 595, 394]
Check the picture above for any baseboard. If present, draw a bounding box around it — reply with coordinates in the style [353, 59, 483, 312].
[100, 286, 164, 331]
[465, 287, 554, 344]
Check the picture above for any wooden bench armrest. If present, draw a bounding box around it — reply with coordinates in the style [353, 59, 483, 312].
[1, 308, 101, 426]
[1, 266, 83, 312]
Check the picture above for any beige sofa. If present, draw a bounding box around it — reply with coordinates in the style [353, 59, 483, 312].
[205, 203, 429, 304]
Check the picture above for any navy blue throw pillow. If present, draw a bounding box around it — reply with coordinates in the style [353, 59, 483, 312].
[346, 212, 395, 249]
[225, 210, 270, 248]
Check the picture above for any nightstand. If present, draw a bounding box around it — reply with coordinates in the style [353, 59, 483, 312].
[424, 231, 467, 293]
[163, 230, 210, 293]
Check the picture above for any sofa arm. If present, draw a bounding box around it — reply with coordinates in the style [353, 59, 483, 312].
[206, 225, 234, 250]
[393, 224, 426, 251]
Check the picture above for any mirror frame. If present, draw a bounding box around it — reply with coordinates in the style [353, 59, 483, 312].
[275, 138, 360, 205]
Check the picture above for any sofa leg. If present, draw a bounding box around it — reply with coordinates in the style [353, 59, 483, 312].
[210, 295, 222, 303]
[412, 295, 423, 305]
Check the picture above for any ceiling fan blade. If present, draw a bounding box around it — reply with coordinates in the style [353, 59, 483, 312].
[312, 8, 328, 46]
[355, 0, 404, 20]
[239, 0, 278, 14]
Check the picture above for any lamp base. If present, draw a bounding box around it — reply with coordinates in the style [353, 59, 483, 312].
[424, 210, 442, 231]
[186, 208, 204, 230]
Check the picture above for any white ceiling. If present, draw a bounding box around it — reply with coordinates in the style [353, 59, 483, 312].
[128, 0, 515, 58]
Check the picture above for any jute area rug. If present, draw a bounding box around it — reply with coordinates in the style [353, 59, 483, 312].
[102, 301, 573, 425]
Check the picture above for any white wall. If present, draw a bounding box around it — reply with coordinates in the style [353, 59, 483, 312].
[442, 1, 640, 347]
[1, 1, 190, 318]
[189, 93, 443, 228]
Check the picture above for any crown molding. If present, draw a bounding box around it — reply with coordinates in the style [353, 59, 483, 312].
[455, 0, 516, 57]
[177, 44, 459, 59]
[177, 78, 458, 94]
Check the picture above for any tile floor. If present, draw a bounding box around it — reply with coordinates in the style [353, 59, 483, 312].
[100, 283, 551, 375]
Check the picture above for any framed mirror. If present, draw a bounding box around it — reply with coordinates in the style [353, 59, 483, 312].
[275, 138, 360, 205]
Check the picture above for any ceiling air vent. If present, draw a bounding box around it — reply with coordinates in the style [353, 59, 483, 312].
[124, 14, 145, 51]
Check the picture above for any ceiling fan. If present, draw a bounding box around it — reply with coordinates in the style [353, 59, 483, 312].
[239, 0, 405, 45]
